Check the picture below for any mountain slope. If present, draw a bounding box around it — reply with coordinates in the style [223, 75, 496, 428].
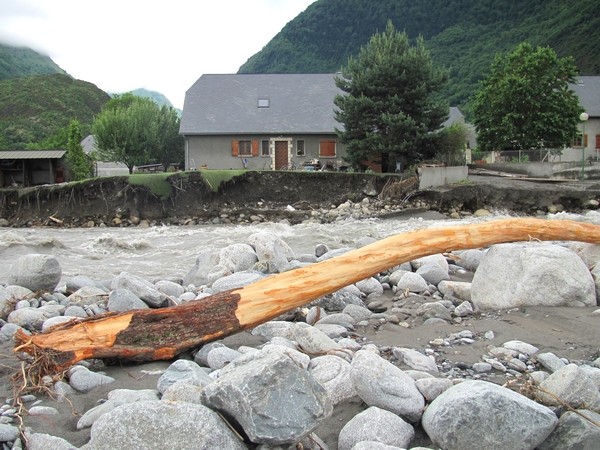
[239, 0, 600, 110]
[128, 88, 173, 108]
[0, 74, 110, 149]
[0, 43, 67, 80]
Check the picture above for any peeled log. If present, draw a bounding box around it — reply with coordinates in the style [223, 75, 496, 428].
[14, 218, 600, 372]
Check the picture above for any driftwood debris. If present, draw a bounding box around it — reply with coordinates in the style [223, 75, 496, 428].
[13, 218, 600, 374]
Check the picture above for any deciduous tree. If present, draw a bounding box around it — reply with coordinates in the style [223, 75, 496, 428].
[92, 95, 183, 173]
[435, 122, 469, 166]
[472, 43, 582, 153]
[334, 21, 448, 170]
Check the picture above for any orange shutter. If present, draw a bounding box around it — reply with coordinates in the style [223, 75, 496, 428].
[251, 140, 259, 157]
[232, 140, 239, 156]
[319, 140, 336, 157]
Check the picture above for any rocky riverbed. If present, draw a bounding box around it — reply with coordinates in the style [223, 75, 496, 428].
[1, 218, 600, 449]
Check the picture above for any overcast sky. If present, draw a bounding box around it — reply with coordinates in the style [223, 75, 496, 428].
[0, 0, 316, 109]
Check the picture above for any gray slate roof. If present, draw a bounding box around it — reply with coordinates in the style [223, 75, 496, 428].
[81, 135, 97, 154]
[0, 150, 66, 159]
[443, 107, 464, 127]
[179, 74, 343, 135]
[571, 76, 600, 117]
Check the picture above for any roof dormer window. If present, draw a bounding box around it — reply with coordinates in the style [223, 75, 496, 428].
[258, 98, 270, 108]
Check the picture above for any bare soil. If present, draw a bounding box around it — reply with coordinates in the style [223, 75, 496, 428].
[2, 171, 600, 227]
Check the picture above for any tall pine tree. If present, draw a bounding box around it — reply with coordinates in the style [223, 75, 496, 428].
[66, 120, 93, 181]
[334, 21, 448, 171]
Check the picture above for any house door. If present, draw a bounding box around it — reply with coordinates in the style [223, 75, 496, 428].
[274, 140, 289, 170]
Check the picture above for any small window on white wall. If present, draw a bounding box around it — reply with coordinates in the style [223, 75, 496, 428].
[258, 98, 270, 108]
[296, 140, 305, 156]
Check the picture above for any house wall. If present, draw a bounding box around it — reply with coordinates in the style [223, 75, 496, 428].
[560, 117, 600, 162]
[185, 134, 347, 171]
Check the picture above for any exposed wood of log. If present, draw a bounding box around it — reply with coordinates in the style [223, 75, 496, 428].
[14, 218, 600, 372]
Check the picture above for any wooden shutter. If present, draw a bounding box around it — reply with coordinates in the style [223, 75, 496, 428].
[596, 135, 600, 149]
[583, 134, 588, 147]
[232, 140, 239, 156]
[319, 140, 336, 157]
[251, 140, 259, 157]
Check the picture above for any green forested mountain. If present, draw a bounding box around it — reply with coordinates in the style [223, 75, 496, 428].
[0, 73, 110, 149]
[0, 43, 67, 80]
[128, 88, 174, 108]
[239, 0, 599, 110]
[120, 88, 182, 116]
[0, 44, 180, 148]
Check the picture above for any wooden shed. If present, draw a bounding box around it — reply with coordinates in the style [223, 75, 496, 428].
[0, 150, 66, 187]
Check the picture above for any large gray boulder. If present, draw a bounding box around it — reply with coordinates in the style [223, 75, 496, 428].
[247, 232, 294, 273]
[156, 359, 213, 394]
[411, 254, 448, 272]
[201, 351, 332, 445]
[77, 388, 160, 429]
[350, 349, 425, 423]
[422, 380, 558, 450]
[182, 249, 219, 287]
[471, 243, 596, 309]
[82, 401, 246, 450]
[217, 243, 258, 272]
[111, 272, 168, 308]
[355, 277, 384, 296]
[107, 288, 149, 312]
[308, 355, 357, 405]
[392, 347, 438, 373]
[338, 406, 414, 450]
[537, 409, 600, 450]
[416, 264, 450, 286]
[395, 272, 428, 293]
[154, 279, 185, 298]
[211, 271, 264, 292]
[536, 364, 600, 411]
[68, 366, 115, 393]
[7, 304, 65, 330]
[67, 286, 108, 306]
[23, 431, 75, 450]
[453, 249, 487, 271]
[66, 274, 107, 293]
[437, 280, 472, 302]
[293, 322, 341, 354]
[8, 254, 62, 292]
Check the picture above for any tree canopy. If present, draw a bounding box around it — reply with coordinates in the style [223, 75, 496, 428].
[334, 21, 448, 170]
[92, 95, 184, 173]
[472, 42, 582, 153]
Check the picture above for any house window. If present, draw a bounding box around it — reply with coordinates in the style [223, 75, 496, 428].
[319, 139, 336, 157]
[261, 140, 270, 156]
[258, 98, 270, 108]
[574, 133, 588, 148]
[239, 140, 252, 156]
[296, 140, 305, 156]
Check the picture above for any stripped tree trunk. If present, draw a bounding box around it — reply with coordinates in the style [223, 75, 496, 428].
[14, 218, 600, 374]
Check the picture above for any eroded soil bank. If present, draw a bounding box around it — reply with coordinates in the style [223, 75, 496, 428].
[1, 171, 600, 227]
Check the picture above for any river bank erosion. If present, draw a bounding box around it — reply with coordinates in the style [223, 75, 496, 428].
[1, 173, 600, 449]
